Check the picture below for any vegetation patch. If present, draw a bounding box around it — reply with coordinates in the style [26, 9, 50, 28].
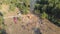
[34, 0, 60, 27]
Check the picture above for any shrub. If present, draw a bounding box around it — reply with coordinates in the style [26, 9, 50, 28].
[41, 12, 48, 19]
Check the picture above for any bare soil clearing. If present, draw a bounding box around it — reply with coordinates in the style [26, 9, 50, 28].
[0, 4, 60, 34]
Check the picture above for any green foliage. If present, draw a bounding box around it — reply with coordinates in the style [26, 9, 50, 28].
[35, 0, 60, 26]
[0, 5, 2, 9]
[15, 0, 29, 14]
[21, 9, 29, 14]
[35, 10, 40, 14]
[41, 12, 48, 19]
[0, 0, 29, 14]
[0, 16, 3, 25]
[9, 4, 15, 11]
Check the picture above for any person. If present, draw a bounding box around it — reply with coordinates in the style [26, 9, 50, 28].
[13, 17, 17, 24]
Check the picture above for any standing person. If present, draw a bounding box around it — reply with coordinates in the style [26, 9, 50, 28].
[13, 17, 17, 24]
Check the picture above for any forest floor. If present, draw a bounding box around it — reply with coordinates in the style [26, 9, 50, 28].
[0, 4, 60, 34]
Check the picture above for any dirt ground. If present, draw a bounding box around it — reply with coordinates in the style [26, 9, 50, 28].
[0, 4, 60, 34]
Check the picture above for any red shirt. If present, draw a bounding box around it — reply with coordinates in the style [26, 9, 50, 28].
[13, 17, 17, 24]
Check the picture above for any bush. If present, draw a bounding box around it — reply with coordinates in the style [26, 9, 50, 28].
[21, 9, 29, 14]
[41, 12, 48, 19]
[8, 4, 16, 12]
[35, 10, 40, 14]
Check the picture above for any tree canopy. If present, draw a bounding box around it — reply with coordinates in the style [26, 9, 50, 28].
[35, 0, 60, 27]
